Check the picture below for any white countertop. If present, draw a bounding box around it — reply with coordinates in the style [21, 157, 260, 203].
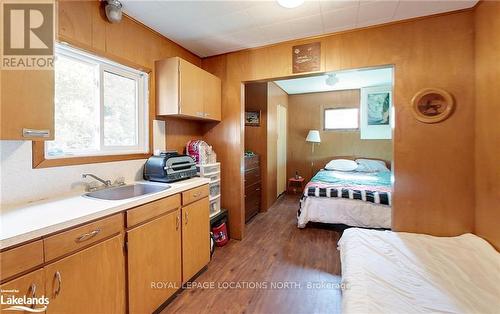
[0, 177, 210, 250]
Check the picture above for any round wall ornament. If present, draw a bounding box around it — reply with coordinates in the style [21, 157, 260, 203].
[411, 88, 454, 123]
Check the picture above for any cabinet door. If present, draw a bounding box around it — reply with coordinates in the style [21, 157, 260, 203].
[182, 197, 210, 282]
[1, 69, 54, 140]
[44, 235, 126, 314]
[127, 209, 181, 314]
[179, 59, 204, 118]
[203, 72, 221, 121]
[0, 269, 46, 313]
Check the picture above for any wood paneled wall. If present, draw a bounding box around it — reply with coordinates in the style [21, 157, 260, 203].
[474, 1, 500, 250]
[287, 90, 392, 182]
[202, 55, 246, 239]
[58, 0, 204, 155]
[202, 10, 476, 239]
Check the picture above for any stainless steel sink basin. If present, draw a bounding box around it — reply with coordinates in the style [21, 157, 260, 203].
[83, 183, 170, 200]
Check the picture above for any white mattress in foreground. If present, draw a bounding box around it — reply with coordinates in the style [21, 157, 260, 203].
[298, 197, 391, 229]
[338, 228, 500, 314]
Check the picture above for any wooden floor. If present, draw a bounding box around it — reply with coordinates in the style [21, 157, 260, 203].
[162, 194, 343, 314]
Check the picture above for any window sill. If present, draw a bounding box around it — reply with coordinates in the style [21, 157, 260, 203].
[32, 142, 150, 168]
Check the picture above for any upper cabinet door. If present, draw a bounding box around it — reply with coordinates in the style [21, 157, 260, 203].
[155, 57, 221, 121]
[179, 59, 204, 119]
[1, 69, 54, 140]
[203, 72, 221, 121]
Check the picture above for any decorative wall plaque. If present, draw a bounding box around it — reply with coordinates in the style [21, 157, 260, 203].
[411, 88, 454, 123]
[292, 42, 321, 73]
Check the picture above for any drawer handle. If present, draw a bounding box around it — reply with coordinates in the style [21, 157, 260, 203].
[54, 271, 62, 297]
[75, 229, 101, 243]
[29, 283, 37, 308]
[23, 128, 50, 138]
[193, 192, 201, 198]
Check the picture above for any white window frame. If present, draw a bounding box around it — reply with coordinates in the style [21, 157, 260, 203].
[324, 107, 359, 130]
[46, 44, 149, 159]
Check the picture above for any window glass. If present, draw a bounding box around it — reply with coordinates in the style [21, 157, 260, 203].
[103, 71, 138, 147]
[324, 108, 359, 129]
[46, 54, 99, 156]
[45, 45, 148, 159]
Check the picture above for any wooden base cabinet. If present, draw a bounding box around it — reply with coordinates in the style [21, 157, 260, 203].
[0, 269, 46, 312]
[181, 197, 210, 282]
[127, 209, 182, 314]
[44, 235, 126, 314]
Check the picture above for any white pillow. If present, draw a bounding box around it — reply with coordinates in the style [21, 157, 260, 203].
[325, 159, 358, 171]
[355, 159, 390, 172]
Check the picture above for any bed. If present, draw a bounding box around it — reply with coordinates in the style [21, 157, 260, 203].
[338, 228, 500, 314]
[298, 157, 392, 229]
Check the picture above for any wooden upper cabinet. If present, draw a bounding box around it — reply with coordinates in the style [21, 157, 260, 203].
[0, 69, 54, 140]
[181, 197, 210, 282]
[203, 71, 222, 121]
[44, 235, 126, 314]
[179, 58, 204, 118]
[155, 57, 221, 121]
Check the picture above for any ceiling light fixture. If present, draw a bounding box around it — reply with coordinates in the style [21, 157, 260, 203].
[105, 0, 123, 24]
[277, 0, 305, 9]
[325, 73, 339, 86]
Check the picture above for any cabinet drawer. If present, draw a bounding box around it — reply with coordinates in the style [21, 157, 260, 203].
[44, 214, 123, 262]
[244, 156, 259, 170]
[245, 191, 260, 222]
[127, 194, 181, 228]
[0, 240, 44, 282]
[245, 182, 261, 195]
[182, 185, 209, 206]
[244, 168, 261, 186]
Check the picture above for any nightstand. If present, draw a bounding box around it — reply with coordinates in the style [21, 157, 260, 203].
[288, 177, 305, 194]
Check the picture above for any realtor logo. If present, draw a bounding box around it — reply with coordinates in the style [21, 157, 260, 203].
[1, 0, 54, 69]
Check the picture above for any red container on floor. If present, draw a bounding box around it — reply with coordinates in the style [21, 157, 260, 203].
[212, 222, 229, 247]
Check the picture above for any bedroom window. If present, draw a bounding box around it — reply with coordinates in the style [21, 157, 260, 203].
[45, 44, 149, 159]
[324, 108, 359, 130]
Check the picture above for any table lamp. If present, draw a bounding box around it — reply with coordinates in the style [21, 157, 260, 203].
[306, 130, 321, 178]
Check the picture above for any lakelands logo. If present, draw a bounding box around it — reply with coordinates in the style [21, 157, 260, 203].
[1, 0, 54, 69]
[1, 289, 49, 312]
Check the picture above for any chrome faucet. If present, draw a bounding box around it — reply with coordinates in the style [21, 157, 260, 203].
[82, 173, 112, 187]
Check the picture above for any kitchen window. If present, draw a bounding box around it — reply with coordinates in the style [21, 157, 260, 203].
[324, 108, 359, 130]
[44, 44, 149, 159]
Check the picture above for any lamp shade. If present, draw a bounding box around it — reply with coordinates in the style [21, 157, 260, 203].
[306, 130, 321, 143]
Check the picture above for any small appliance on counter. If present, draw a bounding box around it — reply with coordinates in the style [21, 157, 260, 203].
[143, 151, 197, 183]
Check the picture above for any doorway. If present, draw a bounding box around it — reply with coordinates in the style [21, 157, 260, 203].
[277, 104, 287, 196]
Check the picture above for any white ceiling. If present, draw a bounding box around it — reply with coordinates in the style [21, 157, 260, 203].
[122, 0, 478, 57]
[274, 66, 393, 94]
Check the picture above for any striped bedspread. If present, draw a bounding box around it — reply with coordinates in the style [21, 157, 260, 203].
[304, 170, 392, 206]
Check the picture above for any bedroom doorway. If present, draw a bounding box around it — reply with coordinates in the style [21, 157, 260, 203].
[277, 104, 287, 196]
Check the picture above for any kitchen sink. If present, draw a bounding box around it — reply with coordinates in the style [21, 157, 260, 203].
[83, 183, 170, 200]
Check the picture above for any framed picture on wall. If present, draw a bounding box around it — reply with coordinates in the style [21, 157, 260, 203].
[245, 111, 261, 127]
[360, 86, 392, 139]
